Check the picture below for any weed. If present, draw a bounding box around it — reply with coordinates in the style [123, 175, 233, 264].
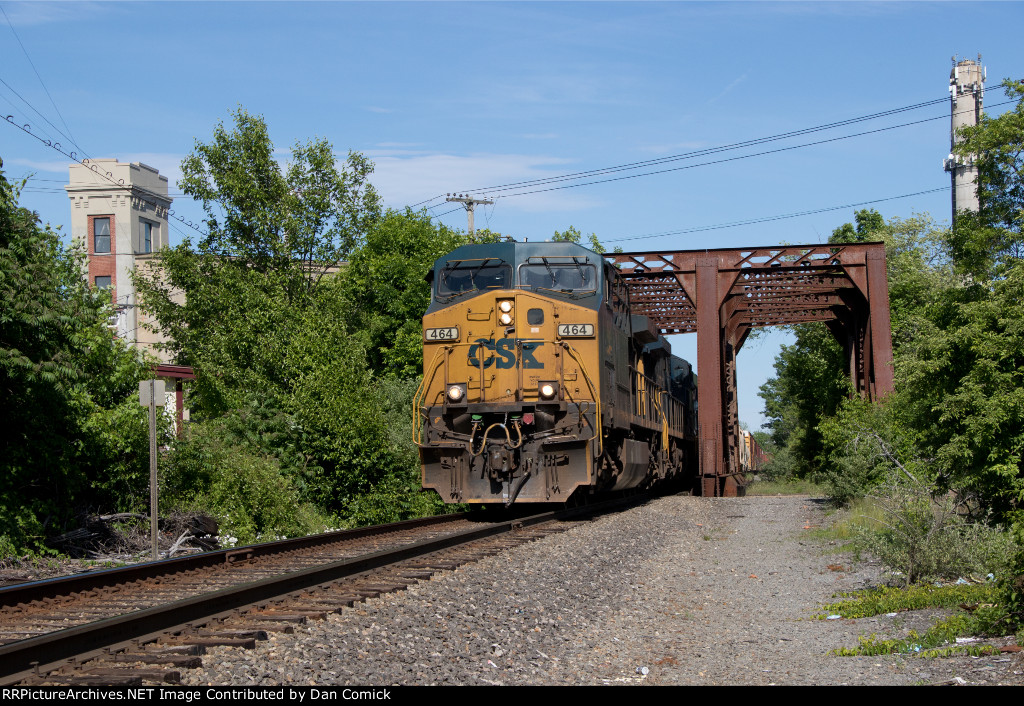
[817, 582, 998, 619]
[824, 586, 1014, 658]
[745, 477, 825, 496]
[830, 615, 1004, 658]
[916, 645, 1001, 658]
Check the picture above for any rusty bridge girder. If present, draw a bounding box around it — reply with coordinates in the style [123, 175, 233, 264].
[606, 242, 894, 498]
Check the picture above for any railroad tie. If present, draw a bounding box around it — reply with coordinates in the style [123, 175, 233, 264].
[82, 667, 181, 684]
[162, 636, 258, 649]
[101, 653, 204, 669]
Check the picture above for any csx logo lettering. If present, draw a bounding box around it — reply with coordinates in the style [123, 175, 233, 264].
[467, 339, 544, 369]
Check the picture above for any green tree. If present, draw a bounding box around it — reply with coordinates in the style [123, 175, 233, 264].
[1, 163, 154, 551]
[949, 79, 1024, 277]
[829, 208, 885, 244]
[138, 110, 442, 531]
[340, 208, 472, 379]
[552, 225, 621, 254]
[758, 211, 951, 483]
[137, 107, 382, 415]
[179, 106, 380, 296]
[758, 323, 848, 478]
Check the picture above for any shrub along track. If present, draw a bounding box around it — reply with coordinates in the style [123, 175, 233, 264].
[0, 498, 641, 686]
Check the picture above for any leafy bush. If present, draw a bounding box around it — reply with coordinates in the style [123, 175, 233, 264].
[1, 165, 160, 554]
[162, 420, 335, 546]
[856, 471, 1016, 587]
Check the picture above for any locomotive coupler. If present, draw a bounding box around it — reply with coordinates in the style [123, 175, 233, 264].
[485, 442, 521, 481]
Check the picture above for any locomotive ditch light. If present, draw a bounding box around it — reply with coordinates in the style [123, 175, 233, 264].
[539, 382, 558, 400]
[499, 312, 513, 325]
[446, 383, 467, 403]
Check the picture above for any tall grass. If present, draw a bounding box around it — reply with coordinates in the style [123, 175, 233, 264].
[745, 476, 825, 496]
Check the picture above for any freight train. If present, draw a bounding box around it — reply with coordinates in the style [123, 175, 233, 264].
[414, 240, 701, 505]
[738, 430, 769, 475]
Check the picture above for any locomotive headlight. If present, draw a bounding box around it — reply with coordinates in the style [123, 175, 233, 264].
[499, 300, 513, 313]
[499, 312, 513, 325]
[446, 384, 466, 403]
[539, 382, 557, 399]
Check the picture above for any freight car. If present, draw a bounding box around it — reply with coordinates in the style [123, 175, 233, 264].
[738, 430, 769, 474]
[414, 240, 699, 505]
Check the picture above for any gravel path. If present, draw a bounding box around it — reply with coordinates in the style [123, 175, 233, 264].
[181, 494, 1023, 686]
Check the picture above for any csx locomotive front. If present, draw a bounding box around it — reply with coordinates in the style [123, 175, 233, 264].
[415, 241, 697, 505]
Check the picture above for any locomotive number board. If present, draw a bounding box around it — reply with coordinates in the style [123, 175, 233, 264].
[557, 323, 594, 337]
[424, 327, 459, 341]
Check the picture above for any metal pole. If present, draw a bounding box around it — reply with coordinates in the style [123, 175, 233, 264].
[149, 379, 159, 560]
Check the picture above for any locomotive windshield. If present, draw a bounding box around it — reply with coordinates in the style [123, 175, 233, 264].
[519, 258, 596, 293]
[437, 258, 512, 298]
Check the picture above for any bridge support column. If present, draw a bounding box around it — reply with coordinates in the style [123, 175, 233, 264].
[697, 256, 729, 497]
[866, 249, 894, 398]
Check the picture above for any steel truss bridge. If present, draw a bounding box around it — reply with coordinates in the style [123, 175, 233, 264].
[606, 242, 894, 497]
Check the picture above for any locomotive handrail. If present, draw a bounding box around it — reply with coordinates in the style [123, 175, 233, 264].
[654, 390, 670, 452]
[413, 346, 449, 445]
[558, 341, 602, 455]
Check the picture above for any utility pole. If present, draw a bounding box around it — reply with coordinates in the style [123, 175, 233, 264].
[943, 55, 985, 223]
[446, 194, 494, 238]
[139, 379, 165, 561]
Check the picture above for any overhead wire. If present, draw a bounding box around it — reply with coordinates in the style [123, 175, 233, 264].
[3, 114, 209, 237]
[463, 98, 952, 194]
[5, 75, 1013, 239]
[604, 187, 948, 244]
[474, 98, 1016, 201]
[416, 84, 1015, 205]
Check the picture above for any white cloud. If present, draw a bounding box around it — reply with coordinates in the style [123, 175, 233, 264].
[366, 150, 601, 214]
[364, 106, 394, 114]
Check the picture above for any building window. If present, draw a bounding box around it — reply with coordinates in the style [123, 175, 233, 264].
[141, 220, 153, 253]
[95, 275, 112, 289]
[93, 217, 111, 254]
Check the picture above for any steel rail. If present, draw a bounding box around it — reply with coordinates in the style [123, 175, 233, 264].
[0, 511, 469, 609]
[0, 500, 634, 684]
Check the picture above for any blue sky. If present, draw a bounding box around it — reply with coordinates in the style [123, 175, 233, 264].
[3, 1, 1021, 429]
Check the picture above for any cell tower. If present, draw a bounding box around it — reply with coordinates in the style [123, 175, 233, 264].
[943, 55, 985, 222]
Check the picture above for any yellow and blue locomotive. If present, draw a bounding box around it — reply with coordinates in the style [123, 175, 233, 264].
[415, 240, 698, 505]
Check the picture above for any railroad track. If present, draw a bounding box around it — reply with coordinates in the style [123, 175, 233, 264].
[0, 495, 647, 685]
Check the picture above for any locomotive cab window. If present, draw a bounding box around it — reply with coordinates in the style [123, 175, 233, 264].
[519, 259, 596, 294]
[436, 258, 512, 298]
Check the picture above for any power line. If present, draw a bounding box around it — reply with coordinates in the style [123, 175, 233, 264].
[467, 98, 950, 195]
[3, 114, 208, 237]
[476, 98, 1016, 201]
[412, 85, 1017, 205]
[605, 187, 948, 244]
